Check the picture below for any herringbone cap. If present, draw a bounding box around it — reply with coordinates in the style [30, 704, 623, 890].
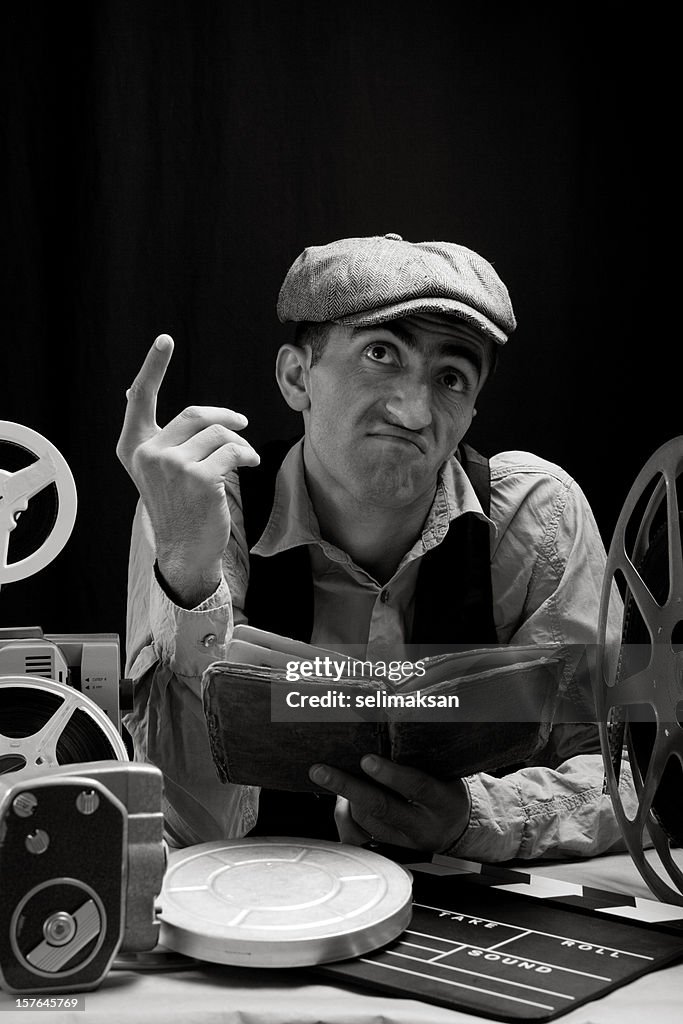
[277, 233, 516, 344]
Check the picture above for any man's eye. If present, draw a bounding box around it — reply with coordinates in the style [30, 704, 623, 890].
[365, 344, 397, 364]
[441, 370, 467, 392]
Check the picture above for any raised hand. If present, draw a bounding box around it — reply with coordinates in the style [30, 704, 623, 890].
[116, 334, 260, 608]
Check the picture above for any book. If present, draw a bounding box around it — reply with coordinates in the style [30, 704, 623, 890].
[201, 626, 565, 791]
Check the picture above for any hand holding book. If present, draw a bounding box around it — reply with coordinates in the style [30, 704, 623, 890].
[202, 627, 565, 792]
[312, 754, 473, 854]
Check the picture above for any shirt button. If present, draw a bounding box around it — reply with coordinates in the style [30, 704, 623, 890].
[201, 633, 217, 647]
[380, 590, 390, 604]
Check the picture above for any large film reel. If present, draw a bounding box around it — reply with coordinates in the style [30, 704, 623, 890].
[0, 676, 127, 776]
[595, 437, 683, 904]
[0, 421, 77, 584]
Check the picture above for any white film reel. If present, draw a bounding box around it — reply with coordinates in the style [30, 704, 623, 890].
[0, 421, 77, 584]
[0, 676, 128, 774]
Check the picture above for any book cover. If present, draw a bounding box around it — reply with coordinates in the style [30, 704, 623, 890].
[202, 629, 564, 791]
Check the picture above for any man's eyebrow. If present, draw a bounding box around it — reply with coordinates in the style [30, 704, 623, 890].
[351, 323, 417, 347]
[437, 342, 483, 377]
[351, 324, 483, 376]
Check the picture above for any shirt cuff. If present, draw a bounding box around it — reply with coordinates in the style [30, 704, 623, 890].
[149, 565, 233, 678]
[436, 778, 473, 855]
[443, 774, 525, 862]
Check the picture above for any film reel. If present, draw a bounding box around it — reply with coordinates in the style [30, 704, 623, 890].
[0, 676, 128, 776]
[0, 421, 77, 584]
[595, 437, 683, 904]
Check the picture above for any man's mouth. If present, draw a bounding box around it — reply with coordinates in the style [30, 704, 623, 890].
[366, 431, 427, 454]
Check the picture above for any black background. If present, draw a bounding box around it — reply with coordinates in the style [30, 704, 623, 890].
[1, 1, 675, 649]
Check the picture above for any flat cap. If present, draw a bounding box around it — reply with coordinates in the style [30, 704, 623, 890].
[277, 233, 516, 345]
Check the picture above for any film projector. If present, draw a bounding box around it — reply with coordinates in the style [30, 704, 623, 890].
[1, 418, 683, 1002]
[0, 421, 166, 993]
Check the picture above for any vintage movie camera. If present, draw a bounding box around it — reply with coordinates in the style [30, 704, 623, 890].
[0, 761, 164, 993]
[0, 421, 166, 993]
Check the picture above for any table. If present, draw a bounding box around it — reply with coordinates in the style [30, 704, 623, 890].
[1, 850, 681, 1024]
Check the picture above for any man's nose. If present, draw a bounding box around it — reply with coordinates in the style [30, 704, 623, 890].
[384, 379, 433, 430]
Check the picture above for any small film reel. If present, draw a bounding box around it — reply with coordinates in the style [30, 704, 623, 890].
[0, 676, 128, 776]
[595, 437, 683, 904]
[0, 421, 77, 585]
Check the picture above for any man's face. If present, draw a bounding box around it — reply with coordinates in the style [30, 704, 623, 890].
[298, 312, 495, 511]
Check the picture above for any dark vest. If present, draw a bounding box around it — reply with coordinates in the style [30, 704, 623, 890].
[239, 438, 497, 840]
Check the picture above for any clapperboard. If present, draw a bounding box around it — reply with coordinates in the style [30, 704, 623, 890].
[317, 855, 683, 1021]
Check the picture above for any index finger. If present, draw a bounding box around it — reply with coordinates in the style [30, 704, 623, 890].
[311, 764, 408, 846]
[309, 763, 392, 814]
[120, 334, 174, 449]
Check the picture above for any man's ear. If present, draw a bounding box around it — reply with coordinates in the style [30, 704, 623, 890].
[276, 344, 311, 411]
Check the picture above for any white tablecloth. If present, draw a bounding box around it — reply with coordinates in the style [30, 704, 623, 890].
[1, 850, 681, 1024]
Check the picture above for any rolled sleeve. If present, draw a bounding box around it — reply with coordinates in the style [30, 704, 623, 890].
[450, 755, 638, 862]
[123, 494, 255, 846]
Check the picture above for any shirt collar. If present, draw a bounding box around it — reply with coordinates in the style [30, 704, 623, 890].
[250, 437, 494, 559]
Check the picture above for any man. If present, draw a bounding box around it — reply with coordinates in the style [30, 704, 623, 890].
[118, 233, 632, 857]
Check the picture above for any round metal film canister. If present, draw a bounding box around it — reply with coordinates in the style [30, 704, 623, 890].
[159, 837, 413, 967]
